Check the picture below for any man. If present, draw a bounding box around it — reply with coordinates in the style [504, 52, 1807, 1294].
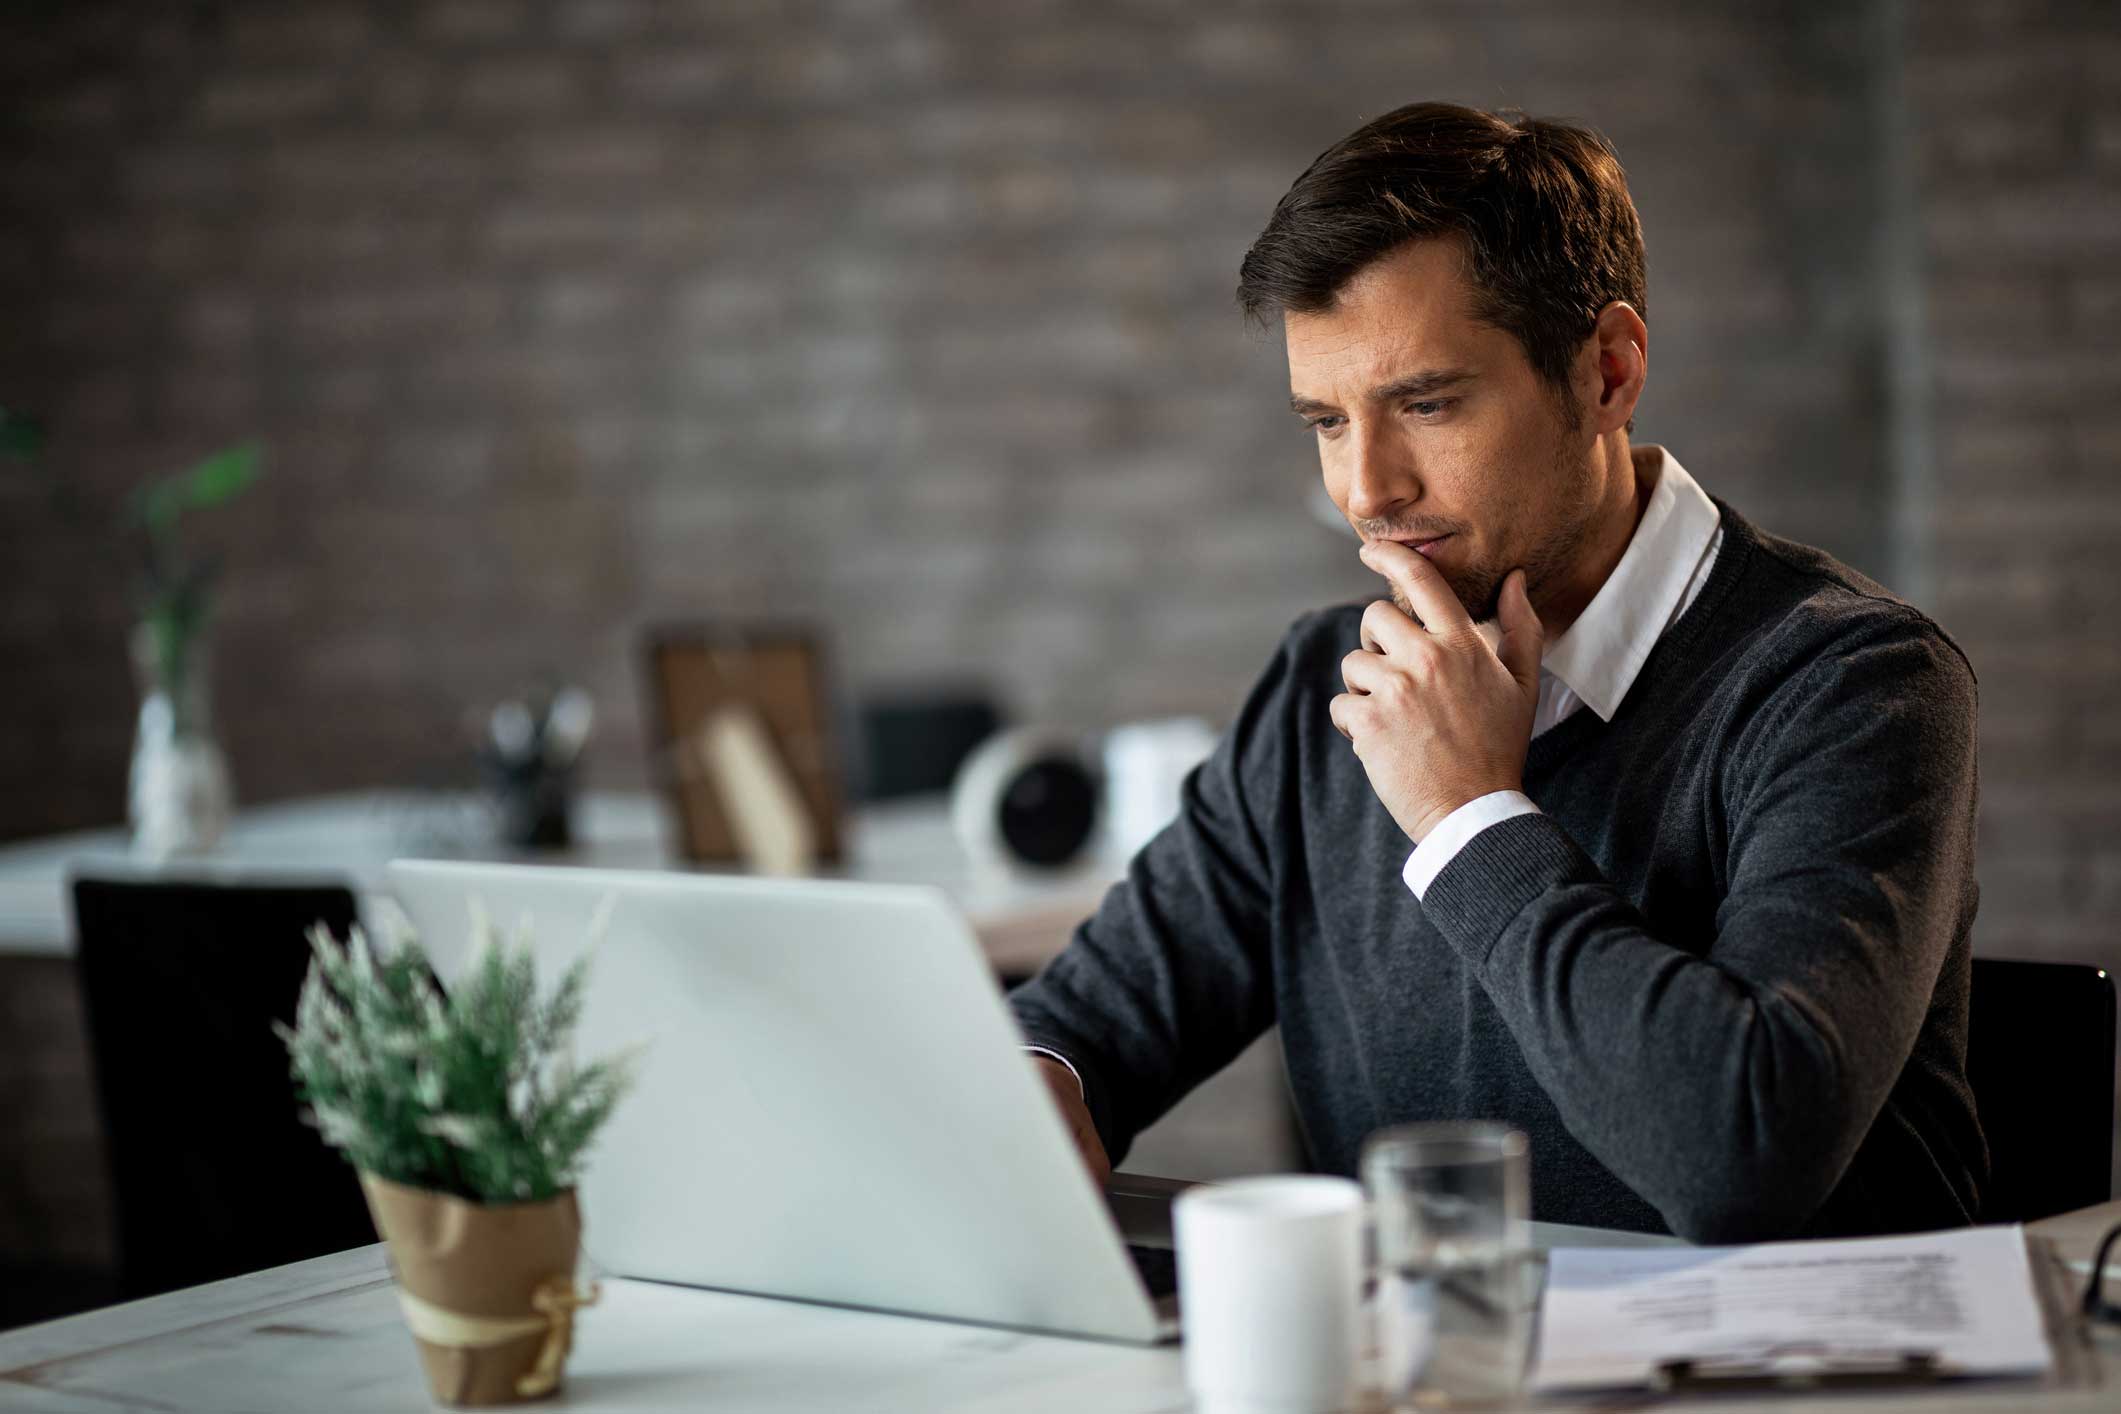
[1009, 102, 1984, 1243]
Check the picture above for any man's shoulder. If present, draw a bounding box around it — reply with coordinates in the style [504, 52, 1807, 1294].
[1712, 503, 1976, 707]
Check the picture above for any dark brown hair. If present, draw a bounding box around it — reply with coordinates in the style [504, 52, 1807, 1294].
[1238, 103, 1646, 421]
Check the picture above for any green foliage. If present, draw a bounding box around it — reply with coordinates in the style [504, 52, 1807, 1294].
[0, 406, 44, 461]
[127, 442, 264, 698]
[131, 442, 261, 538]
[3, 421, 258, 707]
[276, 903, 639, 1205]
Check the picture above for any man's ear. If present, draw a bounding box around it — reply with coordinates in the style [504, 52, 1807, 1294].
[1584, 301, 1647, 436]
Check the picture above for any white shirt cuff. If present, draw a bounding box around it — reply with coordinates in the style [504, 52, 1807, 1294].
[1401, 791, 1542, 900]
[1023, 1046, 1086, 1099]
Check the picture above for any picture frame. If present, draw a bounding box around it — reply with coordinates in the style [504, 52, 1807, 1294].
[639, 624, 845, 866]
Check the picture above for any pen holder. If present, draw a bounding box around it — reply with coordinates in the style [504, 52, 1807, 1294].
[481, 754, 575, 850]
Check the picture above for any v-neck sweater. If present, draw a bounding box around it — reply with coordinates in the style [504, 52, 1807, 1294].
[1009, 499, 1985, 1243]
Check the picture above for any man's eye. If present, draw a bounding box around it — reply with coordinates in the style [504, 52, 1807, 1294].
[1406, 399, 1452, 418]
[1306, 415, 1345, 435]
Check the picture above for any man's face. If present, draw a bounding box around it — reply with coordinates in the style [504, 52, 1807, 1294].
[1286, 238, 1601, 623]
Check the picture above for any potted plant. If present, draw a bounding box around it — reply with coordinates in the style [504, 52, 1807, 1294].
[126, 441, 262, 858]
[3, 415, 262, 854]
[278, 905, 636, 1406]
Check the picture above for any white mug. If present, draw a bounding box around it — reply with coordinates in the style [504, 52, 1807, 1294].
[1175, 1175, 1365, 1414]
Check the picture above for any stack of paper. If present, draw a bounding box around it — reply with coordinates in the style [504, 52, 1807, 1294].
[1533, 1225, 2054, 1391]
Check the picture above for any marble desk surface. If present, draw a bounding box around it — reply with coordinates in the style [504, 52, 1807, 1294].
[3, 1202, 2115, 1414]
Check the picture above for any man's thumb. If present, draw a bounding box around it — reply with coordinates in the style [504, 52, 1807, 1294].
[1497, 569, 1543, 694]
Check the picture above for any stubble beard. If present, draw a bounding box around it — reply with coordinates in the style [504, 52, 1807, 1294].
[1412, 416, 1597, 624]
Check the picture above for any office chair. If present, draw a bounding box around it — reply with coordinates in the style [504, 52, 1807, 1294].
[72, 878, 377, 1299]
[1966, 956, 2118, 1223]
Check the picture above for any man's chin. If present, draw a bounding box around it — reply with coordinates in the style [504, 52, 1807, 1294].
[1444, 571, 1505, 624]
[1390, 573, 1503, 626]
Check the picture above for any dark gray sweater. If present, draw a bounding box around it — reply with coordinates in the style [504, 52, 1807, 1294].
[1010, 500, 1985, 1243]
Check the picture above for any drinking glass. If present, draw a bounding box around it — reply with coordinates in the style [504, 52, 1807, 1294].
[1362, 1123, 1532, 1408]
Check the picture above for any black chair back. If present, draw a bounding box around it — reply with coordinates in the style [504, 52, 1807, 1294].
[72, 878, 376, 1298]
[1966, 956, 2117, 1222]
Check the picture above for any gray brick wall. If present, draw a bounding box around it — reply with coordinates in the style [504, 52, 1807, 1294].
[1, 0, 1896, 840]
[1907, 0, 2121, 971]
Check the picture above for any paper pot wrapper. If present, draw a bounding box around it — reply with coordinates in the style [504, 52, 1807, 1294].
[360, 1174, 594, 1407]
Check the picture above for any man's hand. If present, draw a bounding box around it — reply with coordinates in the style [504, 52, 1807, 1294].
[1331, 543, 1544, 843]
[1032, 1055, 1112, 1190]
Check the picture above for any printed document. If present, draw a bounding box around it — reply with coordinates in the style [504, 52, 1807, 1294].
[1533, 1225, 2052, 1390]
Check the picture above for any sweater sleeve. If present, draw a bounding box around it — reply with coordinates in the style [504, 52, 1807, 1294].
[1005, 622, 1300, 1166]
[1418, 610, 1979, 1244]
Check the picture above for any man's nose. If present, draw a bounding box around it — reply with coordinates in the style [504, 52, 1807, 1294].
[1344, 425, 1421, 523]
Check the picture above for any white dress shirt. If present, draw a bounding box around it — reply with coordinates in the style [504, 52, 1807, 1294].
[1401, 445, 1724, 899]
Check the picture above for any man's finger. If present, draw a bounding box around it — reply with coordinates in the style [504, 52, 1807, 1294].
[1359, 598, 1425, 657]
[1340, 647, 1392, 696]
[1360, 539, 1474, 638]
[1496, 568, 1544, 697]
[1327, 691, 1362, 742]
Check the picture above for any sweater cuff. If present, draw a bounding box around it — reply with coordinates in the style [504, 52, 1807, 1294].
[1419, 811, 1588, 966]
[1402, 791, 1542, 899]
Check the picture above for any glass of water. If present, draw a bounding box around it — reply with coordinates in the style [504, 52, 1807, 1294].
[1362, 1122, 1532, 1408]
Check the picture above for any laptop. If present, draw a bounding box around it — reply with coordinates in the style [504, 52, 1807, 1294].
[387, 859, 1178, 1343]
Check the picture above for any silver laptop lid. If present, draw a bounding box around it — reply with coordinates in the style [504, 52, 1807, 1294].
[386, 859, 1163, 1343]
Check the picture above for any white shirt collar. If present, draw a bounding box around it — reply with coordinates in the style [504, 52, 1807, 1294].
[1480, 445, 1721, 722]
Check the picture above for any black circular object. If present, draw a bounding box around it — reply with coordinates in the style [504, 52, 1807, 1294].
[996, 756, 1098, 866]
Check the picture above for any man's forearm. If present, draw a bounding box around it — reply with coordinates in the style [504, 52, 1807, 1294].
[1421, 811, 1965, 1244]
[1009, 846, 1275, 1164]
[1007, 621, 1303, 1162]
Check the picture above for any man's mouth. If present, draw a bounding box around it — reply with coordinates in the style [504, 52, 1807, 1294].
[1390, 534, 1453, 559]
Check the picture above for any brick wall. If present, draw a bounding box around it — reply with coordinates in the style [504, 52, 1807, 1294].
[1, 0, 1897, 842]
[0, 0, 2116, 1277]
[1906, 0, 2121, 968]
[1903, 0, 2121, 1187]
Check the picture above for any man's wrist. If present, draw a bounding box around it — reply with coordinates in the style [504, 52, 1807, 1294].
[1407, 777, 1525, 845]
[1023, 1046, 1086, 1099]
[1402, 790, 1542, 899]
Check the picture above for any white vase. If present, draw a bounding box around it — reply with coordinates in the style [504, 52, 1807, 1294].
[127, 622, 233, 859]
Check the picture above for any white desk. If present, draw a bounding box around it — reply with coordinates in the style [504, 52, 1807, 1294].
[0, 790, 1124, 977]
[3, 1202, 2113, 1413]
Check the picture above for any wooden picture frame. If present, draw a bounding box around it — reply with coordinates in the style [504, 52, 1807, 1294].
[640, 625, 845, 866]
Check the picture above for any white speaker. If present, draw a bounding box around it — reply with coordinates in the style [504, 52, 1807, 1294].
[950, 726, 1100, 872]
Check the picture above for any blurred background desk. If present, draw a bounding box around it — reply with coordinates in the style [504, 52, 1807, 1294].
[0, 790, 1298, 1329]
[0, 787, 1123, 977]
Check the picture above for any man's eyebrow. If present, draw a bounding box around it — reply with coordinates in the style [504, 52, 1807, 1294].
[1289, 367, 1478, 417]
